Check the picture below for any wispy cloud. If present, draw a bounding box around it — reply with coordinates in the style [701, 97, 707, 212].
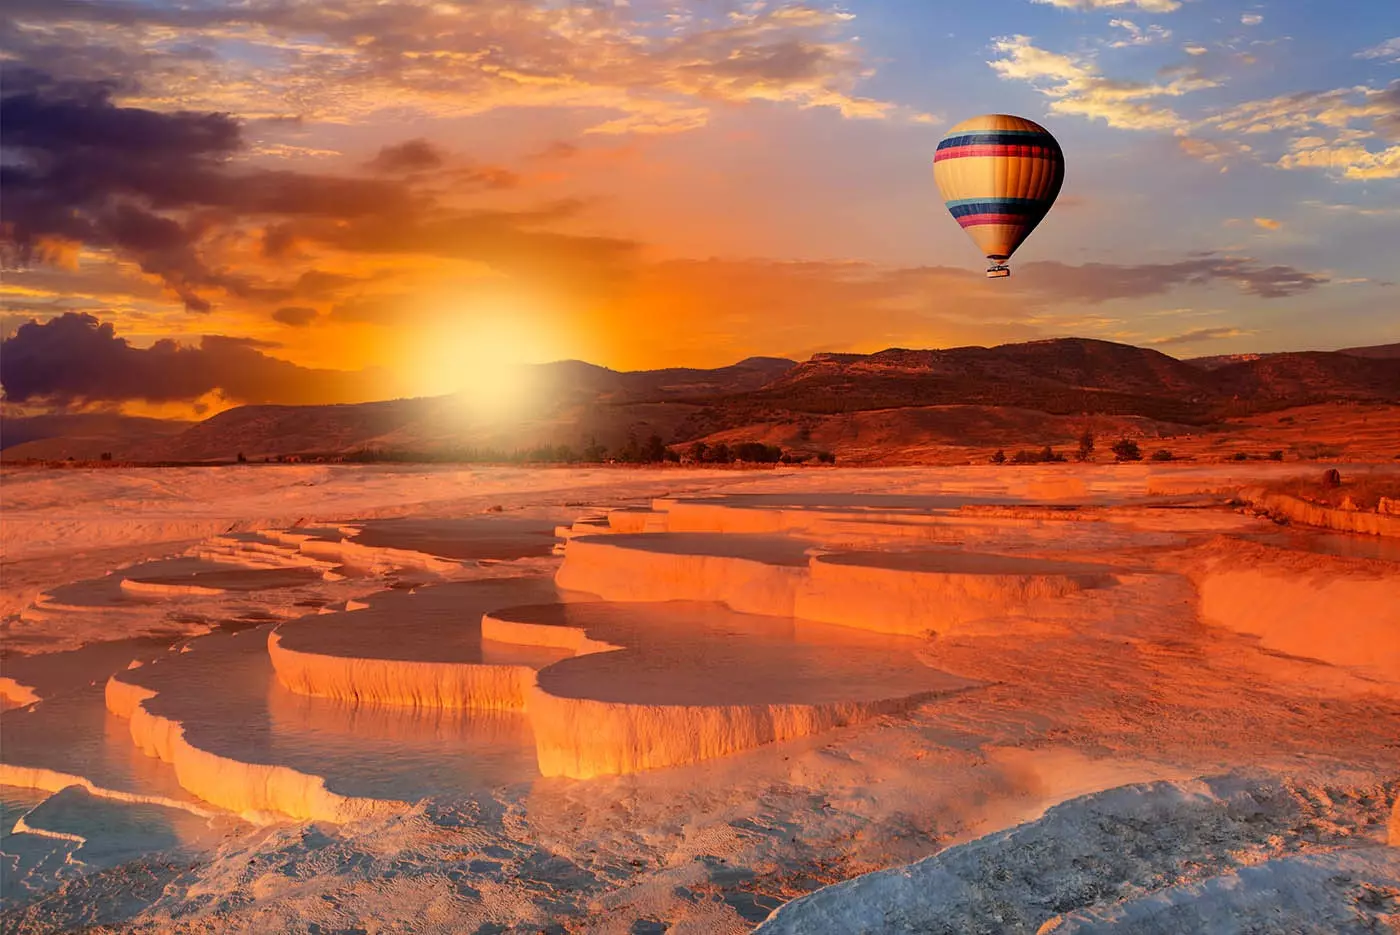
[1031, 0, 1182, 13]
[1107, 19, 1172, 48]
[1194, 80, 1400, 179]
[1148, 326, 1251, 345]
[0, 1, 908, 135]
[1356, 37, 1400, 63]
[989, 35, 1217, 131]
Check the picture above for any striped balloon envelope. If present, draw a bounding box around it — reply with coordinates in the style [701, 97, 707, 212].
[933, 114, 1065, 278]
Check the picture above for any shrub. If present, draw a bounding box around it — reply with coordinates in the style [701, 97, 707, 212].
[1041, 446, 1066, 463]
[815, 451, 835, 464]
[582, 438, 608, 462]
[689, 441, 708, 463]
[990, 449, 1006, 464]
[1150, 449, 1174, 461]
[100, 451, 113, 462]
[235, 452, 247, 463]
[1076, 430, 1094, 462]
[708, 443, 733, 464]
[1268, 450, 1284, 461]
[1232, 451, 1249, 461]
[1111, 438, 1142, 462]
[734, 442, 783, 463]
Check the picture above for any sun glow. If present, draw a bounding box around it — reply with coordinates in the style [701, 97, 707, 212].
[409, 306, 567, 420]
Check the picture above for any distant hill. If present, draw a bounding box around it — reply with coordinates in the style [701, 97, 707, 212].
[0, 413, 192, 460]
[1336, 342, 1400, 360]
[5, 340, 1397, 464]
[1188, 341, 1400, 369]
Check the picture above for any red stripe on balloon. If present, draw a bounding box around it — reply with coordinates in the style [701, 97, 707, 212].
[956, 214, 1025, 227]
[934, 145, 1060, 161]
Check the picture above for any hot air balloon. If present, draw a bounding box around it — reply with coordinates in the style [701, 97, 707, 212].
[933, 114, 1064, 278]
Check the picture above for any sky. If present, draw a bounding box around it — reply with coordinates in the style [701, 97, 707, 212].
[1, 0, 1398, 417]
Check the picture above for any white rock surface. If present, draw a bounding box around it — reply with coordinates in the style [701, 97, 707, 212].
[755, 776, 1400, 934]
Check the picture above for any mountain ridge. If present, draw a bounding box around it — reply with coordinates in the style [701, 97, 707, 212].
[4, 339, 1396, 463]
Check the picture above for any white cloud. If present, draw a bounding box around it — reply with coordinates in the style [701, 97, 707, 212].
[1356, 37, 1400, 63]
[1276, 138, 1400, 179]
[1191, 82, 1400, 180]
[1241, 13, 1263, 25]
[1032, 0, 1182, 12]
[1108, 19, 1172, 47]
[989, 35, 1217, 131]
[1204, 83, 1400, 136]
[1183, 44, 1209, 55]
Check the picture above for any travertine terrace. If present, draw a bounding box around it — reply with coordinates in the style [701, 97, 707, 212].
[2, 462, 1398, 933]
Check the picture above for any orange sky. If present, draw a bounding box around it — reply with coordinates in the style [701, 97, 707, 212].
[1, 0, 1397, 416]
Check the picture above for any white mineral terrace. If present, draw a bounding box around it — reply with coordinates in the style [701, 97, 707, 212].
[1, 464, 1397, 933]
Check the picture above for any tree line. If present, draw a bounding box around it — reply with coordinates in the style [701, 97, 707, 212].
[333, 434, 836, 465]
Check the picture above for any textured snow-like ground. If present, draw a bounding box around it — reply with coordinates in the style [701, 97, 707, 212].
[756, 775, 1400, 934]
[1, 463, 1397, 933]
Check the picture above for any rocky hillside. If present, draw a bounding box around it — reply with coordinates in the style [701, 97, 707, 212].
[6, 340, 1396, 463]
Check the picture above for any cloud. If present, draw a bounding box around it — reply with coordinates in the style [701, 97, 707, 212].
[1183, 44, 1209, 56]
[1253, 217, 1282, 230]
[1194, 80, 1400, 179]
[272, 306, 318, 327]
[365, 139, 445, 174]
[1275, 138, 1400, 179]
[1356, 38, 1400, 63]
[0, 70, 637, 312]
[1031, 0, 1182, 12]
[1017, 256, 1328, 300]
[1107, 20, 1172, 48]
[1301, 200, 1400, 218]
[1148, 326, 1250, 345]
[1204, 82, 1400, 137]
[0, 0, 901, 134]
[1178, 135, 1254, 168]
[1241, 13, 1263, 26]
[989, 35, 1217, 131]
[0, 312, 385, 405]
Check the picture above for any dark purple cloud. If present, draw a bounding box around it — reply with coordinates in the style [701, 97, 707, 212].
[272, 306, 318, 327]
[0, 69, 620, 312]
[1018, 256, 1328, 301]
[0, 313, 375, 405]
[366, 138, 445, 173]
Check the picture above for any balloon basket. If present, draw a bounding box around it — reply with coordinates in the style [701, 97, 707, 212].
[986, 265, 1011, 279]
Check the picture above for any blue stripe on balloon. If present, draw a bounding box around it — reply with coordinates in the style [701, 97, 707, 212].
[945, 199, 1047, 218]
[936, 131, 1057, 150]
